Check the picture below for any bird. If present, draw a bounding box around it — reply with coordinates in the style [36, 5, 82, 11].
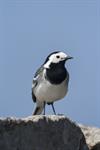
[32, 51, 73, 115]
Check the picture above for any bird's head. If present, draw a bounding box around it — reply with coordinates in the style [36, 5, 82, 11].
[44, 51, 73, 69]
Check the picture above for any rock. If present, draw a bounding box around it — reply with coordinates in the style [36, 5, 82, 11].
[91, 142, 100, 150]
[0, 115, 89, 150]
[79, 124, 100, 150]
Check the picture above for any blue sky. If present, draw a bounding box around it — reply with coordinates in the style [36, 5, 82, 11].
[0, 0, 99, 127]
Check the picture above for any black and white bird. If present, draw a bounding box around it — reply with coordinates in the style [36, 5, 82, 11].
[32, 51, 73, 115]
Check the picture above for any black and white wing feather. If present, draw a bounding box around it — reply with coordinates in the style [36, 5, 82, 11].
[32, 65, 44, 102]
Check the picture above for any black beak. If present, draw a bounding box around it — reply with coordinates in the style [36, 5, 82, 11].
[66, 56, 73, 60]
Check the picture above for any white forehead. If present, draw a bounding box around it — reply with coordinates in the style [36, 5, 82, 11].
[49, 52, 68, 59]
[44, 51, 67, 68]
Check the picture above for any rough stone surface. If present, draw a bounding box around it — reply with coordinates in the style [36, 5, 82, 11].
[91, 142, 100, 150]
[79, 124, 100, 150]
[0, 115, 89, 150]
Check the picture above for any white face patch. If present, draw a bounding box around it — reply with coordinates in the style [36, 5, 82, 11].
[44, 52, 68, 68]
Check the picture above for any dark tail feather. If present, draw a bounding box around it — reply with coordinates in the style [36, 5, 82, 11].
[33, 103, 44, 115]
[33, 107, 40, 115]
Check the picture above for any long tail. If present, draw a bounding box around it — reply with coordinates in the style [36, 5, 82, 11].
[33, 101, 44, 115]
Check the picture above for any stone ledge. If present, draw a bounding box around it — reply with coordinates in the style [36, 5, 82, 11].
[0, 115, 89, 150]
[79, 124, 100, 150]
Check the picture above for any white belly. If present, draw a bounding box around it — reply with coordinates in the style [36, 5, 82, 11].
[34, 78, 68, 103]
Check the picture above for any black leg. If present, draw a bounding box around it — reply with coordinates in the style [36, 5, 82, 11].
[51, 103, 56, 115]
[43, 102, 46, 115]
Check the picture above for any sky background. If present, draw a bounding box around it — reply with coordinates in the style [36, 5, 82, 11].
[0, 0, 99, 127]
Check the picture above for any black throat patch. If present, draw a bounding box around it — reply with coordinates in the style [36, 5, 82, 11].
[46, 62, 68, 84]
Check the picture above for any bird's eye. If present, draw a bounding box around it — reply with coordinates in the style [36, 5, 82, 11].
[56, 55, 60, 59]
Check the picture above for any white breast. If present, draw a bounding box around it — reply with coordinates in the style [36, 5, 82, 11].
[34, 74, 68, 103]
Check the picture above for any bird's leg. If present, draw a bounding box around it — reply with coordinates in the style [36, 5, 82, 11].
[51, 103, 56, 115]
[43, 102, 46, 115]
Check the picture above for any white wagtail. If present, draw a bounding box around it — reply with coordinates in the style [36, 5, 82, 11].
[32, 51, 73, 115]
